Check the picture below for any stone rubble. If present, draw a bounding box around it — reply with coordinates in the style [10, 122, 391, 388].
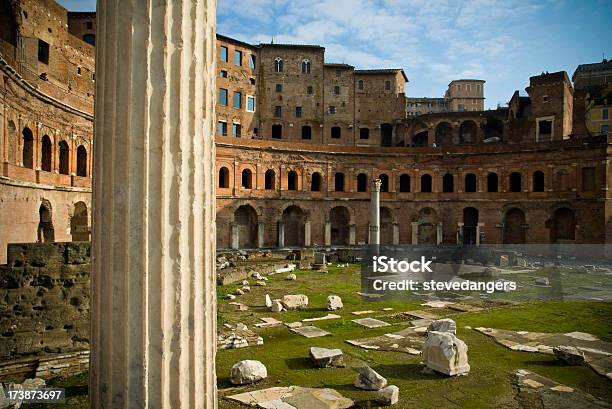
[309, 347, 345, 368]
[230, 360, 268, 385]
[286, 273, 297, 281]
[354, 365, 388, 390]
[326, 295, 343, 311]
[377, 385, 399, 406]
[427, 318, 457, 335]
[281, 294, 309, 310]
[553, 345, 586, 365]
[422, 331, 470, 376]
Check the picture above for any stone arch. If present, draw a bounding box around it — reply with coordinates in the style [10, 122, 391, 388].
[550, 207, 576, 243]
[330, 206, 350, 245]
[509, 172, 522, 192]
[234, 205, 258, 248]
[459, 120, 477, 144]
[435, 122, 452, 146]
[22, 127, 34, 168]
[379, 173, 389, 192]
[380, 206, 394, 244]
[413, 131, 429, 147]
[503, 207, 526, 244]
[7, 120, 17, 164]
[287, 170, 298, 190]
[41, 135, 52, 172]
[334, 172, 345, 192]
[219, 166, 230, 188]
[265, 169, 275, 190]
[311, 172, 322, 191]
[59, 140, 70, 175]
[417, 207, 437, 245]
[421, 174, 432, 192]
[357, 173, 368, 192]
[487, 172, 499, 192]
[241, 168, 253, 189]
[464, 173, 477, 192]
[442, 173, 454, 192]
[71, 201, 89, 241]
[77, 145, 88, 177]
[282, 205, 306, 246]
[38, 200, 55, 243]
[532, 170, 545, 192]
[462, 207, 479, 244]
[484, 117, 504, 141]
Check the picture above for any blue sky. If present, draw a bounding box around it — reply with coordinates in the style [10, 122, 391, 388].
[58, 0, 611, 108]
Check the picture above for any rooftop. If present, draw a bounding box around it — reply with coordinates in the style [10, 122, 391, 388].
[355, 69, 408, 82]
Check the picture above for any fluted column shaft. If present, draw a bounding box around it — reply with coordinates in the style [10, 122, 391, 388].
[91, 0, 217, 407]
[370, 179, 381, 246]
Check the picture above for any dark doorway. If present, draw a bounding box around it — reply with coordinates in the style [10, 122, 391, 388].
[533, 171, 545, 192]
[465, 173, 477, 192]
[487, 173, 498, 192]
[71, 202, 89, 241]
[22, 128, 34, 168]
[311, 172, 321, 191]
[357, 173, 367, 192]
[503, 208, 525, 244]
[77, 146, 87, 176]
[330, 206, 350, 245]
[59, 141, 70, 175]
[443, 174, 454, 192]
[41, 135, 52, 172]
[235, 205, 258, 248]
[551, 208, 576, 243]
[287, 171, 298, 190]
[462, 207, 479, 245]
[265, 169, 275, 190]
[421, 174, 432, 192]
[283, 206, 305, 246]
[335, 173, 345, 192]
[381, 123, 392, 147]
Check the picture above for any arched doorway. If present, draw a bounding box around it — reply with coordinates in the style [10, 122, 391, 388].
[235, 205, 258, 248]
[311, 172, 321, 191]
[435, 122, 452, 146]
[417, 207, 437, 245]
[551, 208, 576, 243]
[282, 206, 305, 246]
[462, 207, 478, 244]
[503, 208, 525, 244]
[330, 206, 350, 245]
[41, 135, 52, 171]
[38, 200, 55, 243]
[76, 146, 87, 176]
[459, 121, 477, 144]
[22, 128, 34, 168]
[71, 202, 89, 241]
[413, 131, 428, 147]
[380, 207, 394, 244]
[381, 123, 393, 147]
[484, 117, 503, 141]
[59, 140, 70, 175]
[265, 169, 275, 190]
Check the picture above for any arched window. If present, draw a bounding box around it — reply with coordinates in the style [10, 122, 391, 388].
[76, 145, 87, 176]
[465, 173, 477, 192]
[357, 173, 368, 192]
[509, 172, 522, 192]
[218, 167, 229, 188]
[274, 57, 283, 72]
[487, 172, 498, 192]
[287, 170, 298, 190]
[22, 127, 34, 168]
[379, 174, 389, 192]
[359, 127, 370, 140]
[443, 174, 454, 192]
[301, 125, 312, 140]
[533, 170, 545, 192]
[421, 174, 432, 192]
[399, 174, 410, 192]
[311, 172, 321, 191]
[59, 140, 70, 175]
[265, 169, 275, 190]
[241, 169, 253, 189]
[41, 135, 52, 172]
[272, 124, 282, 139]
[334, 172, 345, 192]
[301, 59, 311, 74]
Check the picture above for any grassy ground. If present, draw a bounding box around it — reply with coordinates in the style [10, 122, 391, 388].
[25, 264, 612, 408]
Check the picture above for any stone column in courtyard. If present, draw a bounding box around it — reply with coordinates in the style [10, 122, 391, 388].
[278, 221, 285, 247]
[349, 223, 356, 245]
[412, 222, 419, 245]
[257, 222, 265, 248]
[325, 220, 331, 246]
[91, 1, 217, 408]
[231, 223, 240, 249]
[369, 179, 381, 247]
[304, 220, 311, 246]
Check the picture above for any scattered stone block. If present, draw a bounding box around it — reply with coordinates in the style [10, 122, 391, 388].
[302, 313, 340, 322]
[230, 360, 267, 385]
[286, 273, 297, 281]
[256, 280, 267, 286]
[535, 277, 550, 286]
[281, 294, 309, 310]
[351, 310, 375, 316]
[226, 386, 354, 409]
[285, 322, 302, 329]
[291, 325, 331, 338]
[270, 300, 284, 313]
[225, 294, 236, 300]
[310, 347, 345, 368]
[254, 317, 283, 328]
[553, 345, 586, 365]
[241, 286, 251, 292]
[499, 255, 509, 267]
[421, 300, 454, 308]
[377, 385, 399, 406]
[234, 288, 244, 295]
[427, 318, 457, 335]
[352, 318, 391, 329]
[265, 294, 272, 308]
[326, 295, 343, 311]
[422, 331, 470, 376]
[354, 366, 387, 390]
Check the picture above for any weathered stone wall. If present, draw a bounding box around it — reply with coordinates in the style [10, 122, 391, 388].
[0, 242, 90, 361]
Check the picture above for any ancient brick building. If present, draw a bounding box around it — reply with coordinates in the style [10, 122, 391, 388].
[1, 0, 611, 264]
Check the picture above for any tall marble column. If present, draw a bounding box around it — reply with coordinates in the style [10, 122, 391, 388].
[91, 1, 217, 408]
[278, 221, 285, 247]
[304, 220, 311, 246]
[231, 223, 239, 249]
[369, 179, 381, 246]
[325, 220, 331, 246]
[257, 222, 265, 248]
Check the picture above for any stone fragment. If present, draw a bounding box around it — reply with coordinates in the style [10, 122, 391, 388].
[550, 385, 574, 393]
[270, 300, 284, 313]
[377, 385, 399, 406]
[326, 295, 343, 310]
[352, 318, 391, 328]
[256, 280, 267, 286]
[226, 294, 236, 300]
[535, 277, 550, 286]
[553, 345, 586, 365]
[281, 294, 309, 310]
[522, 379, 544, 389]
[354, 366, 387, 390]
[265, 294, 272, 308]
[351, 310, 375, 315]
[421, 301, 454, 308]
[285, 322, 302, 329]
[242, 286, 251, 292]
[242, 280, 250, 286]
[499, 255, 509, 267]
[422, 331, 470, 376]
[234, 288, 244, 295]
[310, 347, 345, 368]
[286, 273, 297, 281]
[427, 318, 457, 335]
[291, 326, 331, 338]
[302, 313, 340, 322]
[230, 360, 268, 385]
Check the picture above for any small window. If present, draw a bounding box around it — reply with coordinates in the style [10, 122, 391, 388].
[379, 174, 389, 192]
[218, 121, 227, 136]
[232, 123, 241, 137]
[465, 173, 477, 192]
[457, 84, 461, 91]
[331, 126, 341, 139]
[274, 57, 283, 72]
[287, 171, 298, 190]
[233, 91, 242, 109]
[301, 125, 311, 140]
[295, 106, 302, 118]
[311, 172, 322, 191]
[360, 128, 369, 139]
[533, 171, 545, 192]
[276, 83, 283, 92]
[307, 86, 313, 95]
[509, 172, 522, 192]
[399, 174, 411, 192]
[234, 50, 242, 66]
[274, 106, 282, 117]
[219, 167, 229, 188]
[443, 174, 454, 192]
[487, 173, 499, 192]
[358, 80, 364, 90]
[301, 59, 311, 74]
[247, 96, 255, 112]
[241, 169, 252, 189]
[265, 170, 275, 190]
[543, 95, 549, 103]
[385, 80, 391, 91]
[329, 106, 336, 114]
[334, 173, 345, 192]
[249, 54, 256, 70]
[334, 86, 340, 95]
[336, 69, 341, 77]
[602, 124, 610, 134]
[220, 70, 228, 78]
[38, 39, 50, 64]
[220, 46, 228, 62]
[421, 174, 432, 192]
[219, 88, 228, 106]
[357, 173, 367, 192]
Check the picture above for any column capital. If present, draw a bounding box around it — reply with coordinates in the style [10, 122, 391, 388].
[371, 179, 382, 192]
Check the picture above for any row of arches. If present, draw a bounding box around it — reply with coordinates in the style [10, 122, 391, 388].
[406, 117, 505, 147]
[220, 166, 557, 194]
[227, 204, 577, 248]
[36, 200, 90, 243]
[12, 125, 89, 176]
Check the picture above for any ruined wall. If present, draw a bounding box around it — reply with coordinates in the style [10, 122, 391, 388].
[0, 242, 90, 361]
